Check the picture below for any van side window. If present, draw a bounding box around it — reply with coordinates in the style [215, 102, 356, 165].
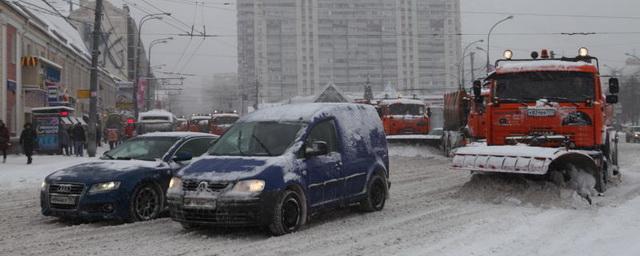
[307, 120, 338, 152]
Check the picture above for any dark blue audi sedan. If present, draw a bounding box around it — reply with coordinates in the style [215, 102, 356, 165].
[41, 132, 217, 222]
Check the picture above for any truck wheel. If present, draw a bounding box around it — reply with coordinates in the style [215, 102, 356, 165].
[360, 175, 388, 212]
[129, 183, 163, 222]
[269, 190, 304, 236]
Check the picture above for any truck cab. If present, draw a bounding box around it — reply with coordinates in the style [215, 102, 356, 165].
[471, 48, 619, 149]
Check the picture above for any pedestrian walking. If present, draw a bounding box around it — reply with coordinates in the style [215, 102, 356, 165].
[60, 127, 71, 156]
[19, 123, 37, 164]
[106, 128, 119, 150]
[0, 120, 10, 163]
[72, 123, 86, 157]
[68, 126, 75, 155]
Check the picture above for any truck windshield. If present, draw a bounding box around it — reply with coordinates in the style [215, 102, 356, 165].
[208, 121, 303, 156]
[495, 71, 595, 102]
[388, 104, 425, 116]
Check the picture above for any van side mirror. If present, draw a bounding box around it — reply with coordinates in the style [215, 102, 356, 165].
[173, 151, 193, 162]
[609, 78, 619, 94]
[472, 80, 482, 98]
[305, 141, 329, 157]
[606, 95, 619, 104]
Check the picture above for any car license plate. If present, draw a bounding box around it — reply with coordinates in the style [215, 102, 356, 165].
[183, 198, 216, 209]
[527, 109, 556, 117]
[50, 195, 76, 205]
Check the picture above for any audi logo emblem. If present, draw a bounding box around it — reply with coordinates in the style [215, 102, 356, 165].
[57, 184, 72, 193]
[197, 181, 209, 191]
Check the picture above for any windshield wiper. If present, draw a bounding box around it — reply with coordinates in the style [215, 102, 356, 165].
[103, 153, 114, 160]
[542, 97, 581, 107]
[132, 157, 156, 161]
[252, 134, 273, 156]
[497, 97, 529, 106]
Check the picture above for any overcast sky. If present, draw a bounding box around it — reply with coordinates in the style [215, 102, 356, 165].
[103, 0, 640, 113]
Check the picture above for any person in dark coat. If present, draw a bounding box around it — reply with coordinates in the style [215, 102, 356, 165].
[0, 120, 10, 163]
[19, 123, 37, 164]
[72, 123, 86, 157]
[60, 127, 71, 156]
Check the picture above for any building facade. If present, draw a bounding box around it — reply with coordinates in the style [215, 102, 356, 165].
[0, 0, 119, 137]
[237, 0, 461, 107]
[69, 1, 151, 113]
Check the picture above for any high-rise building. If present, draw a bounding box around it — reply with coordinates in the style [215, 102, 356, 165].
[237, 0, 461, 107]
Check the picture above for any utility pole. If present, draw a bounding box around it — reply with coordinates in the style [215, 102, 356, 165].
[87, 0, 104, 157]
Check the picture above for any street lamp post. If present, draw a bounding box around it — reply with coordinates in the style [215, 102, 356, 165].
[133, 12, 170, 120]
[459, 39, 483, 89]
[146, 37, 173, 110]
[486, 15, 514, 73]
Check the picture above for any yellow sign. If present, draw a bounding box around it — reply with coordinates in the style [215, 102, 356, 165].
[77, 89, 91, 99]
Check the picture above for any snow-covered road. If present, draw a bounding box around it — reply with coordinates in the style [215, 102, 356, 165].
[1, 144, 640, 256]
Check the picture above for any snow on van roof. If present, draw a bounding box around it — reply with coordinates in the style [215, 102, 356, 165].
[139, 109, 174, 117]
[241, 103, 372, 123]
[496, 60, 596, 74]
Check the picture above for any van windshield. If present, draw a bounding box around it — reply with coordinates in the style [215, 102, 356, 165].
[208, 121, 303, 156]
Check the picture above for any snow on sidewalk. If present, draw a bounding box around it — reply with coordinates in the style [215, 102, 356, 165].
[0, 147, 107, 190]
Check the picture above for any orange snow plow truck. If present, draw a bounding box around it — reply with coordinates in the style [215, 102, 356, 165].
[449, 48, 620, 195]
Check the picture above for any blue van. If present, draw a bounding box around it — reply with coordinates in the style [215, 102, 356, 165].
[167, 103, 390, 235]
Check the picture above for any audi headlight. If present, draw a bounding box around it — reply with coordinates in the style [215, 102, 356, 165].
[89, 181, 121, 194]
[168, 177, 182, 193]
[231, 180, 265, 194]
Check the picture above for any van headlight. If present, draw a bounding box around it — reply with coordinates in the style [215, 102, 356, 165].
[168, 177, 182, 192]
[89, 181, 120, 194]
[41, 181, 48, 191]
[231, 180, 265, 193]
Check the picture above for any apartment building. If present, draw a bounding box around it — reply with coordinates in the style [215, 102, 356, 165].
[237, 0, 461, 107]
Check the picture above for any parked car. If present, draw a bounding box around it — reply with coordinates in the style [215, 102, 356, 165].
[167, 103, 390, 235]
[625, 126, 640, 143]
[40, 132, 218, 222]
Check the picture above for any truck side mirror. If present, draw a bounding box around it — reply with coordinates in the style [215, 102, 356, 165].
[472, 80, 482, 98]
[606, 95, 619, 104]
[305, 141, 329, 157]
[609, 78, 619, 94]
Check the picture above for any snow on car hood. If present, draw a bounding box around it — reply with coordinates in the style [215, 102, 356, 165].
[47, 160, 168, 183]
[179, 155, 288, 181]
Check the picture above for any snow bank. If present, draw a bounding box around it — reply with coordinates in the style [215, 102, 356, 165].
[455, 173, 591, 209]
[388, 144, 445, 158]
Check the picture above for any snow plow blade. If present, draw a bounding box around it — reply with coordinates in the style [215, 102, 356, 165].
[452, 145, 574, 175]
[386, 135, 441, 146]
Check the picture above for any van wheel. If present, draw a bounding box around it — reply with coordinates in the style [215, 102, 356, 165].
[269, 190, 304, 236]
[128, 183, 163, 222]
[360, 175, 387, 212]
